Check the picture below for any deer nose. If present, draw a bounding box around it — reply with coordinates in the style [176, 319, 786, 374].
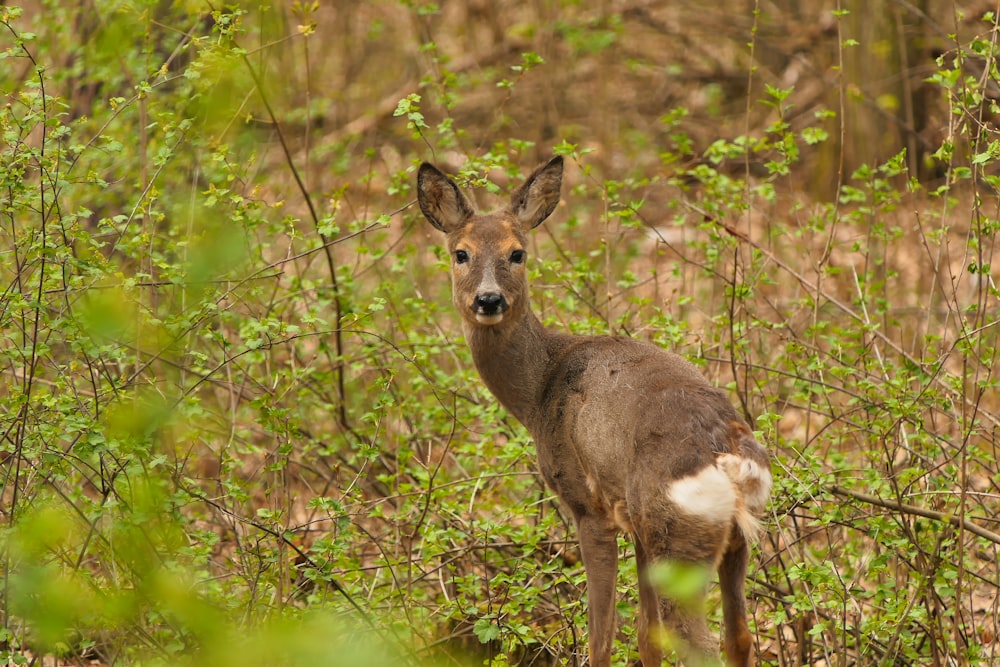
[473, 292, 507, 315]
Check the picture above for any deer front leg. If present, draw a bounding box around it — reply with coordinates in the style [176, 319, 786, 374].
[576, 516, 619, 667]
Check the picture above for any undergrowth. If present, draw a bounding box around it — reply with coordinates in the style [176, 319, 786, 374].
[0, 2, 997, 666]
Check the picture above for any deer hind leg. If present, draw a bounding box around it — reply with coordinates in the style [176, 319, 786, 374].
[631, 465, 737, 665]
[658, 568, 719, 667]
[635, 540, 716, 667]
[575, 515, 620, 667]
[632, 521, 729, 667]
[718, 530, 754, 667]
[635, 540, 663, 667]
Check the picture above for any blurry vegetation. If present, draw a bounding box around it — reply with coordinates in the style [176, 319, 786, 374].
[0, 1, 998, 666]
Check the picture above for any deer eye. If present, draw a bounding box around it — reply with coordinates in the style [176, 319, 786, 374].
[509, 249, 526, 264]
[454, 249, 469, 264]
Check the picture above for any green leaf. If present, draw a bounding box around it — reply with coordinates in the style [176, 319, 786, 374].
[473, 618, 501, 644]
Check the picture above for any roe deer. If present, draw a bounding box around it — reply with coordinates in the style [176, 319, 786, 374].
[416, 156, 771, 667]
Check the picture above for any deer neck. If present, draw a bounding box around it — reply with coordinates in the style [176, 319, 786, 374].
[463, 309, 558, 430]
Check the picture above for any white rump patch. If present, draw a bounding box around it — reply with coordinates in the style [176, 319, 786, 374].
[716, 453, 773, 515]
[716, 453, 773, 541]
[666, 465, 736, 524]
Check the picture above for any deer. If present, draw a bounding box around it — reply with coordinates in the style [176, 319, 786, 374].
[416, 155, 772, 667]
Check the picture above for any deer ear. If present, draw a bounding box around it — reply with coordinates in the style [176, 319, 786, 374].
[417, 162, 475, 233]
[509, 156, 563, 230]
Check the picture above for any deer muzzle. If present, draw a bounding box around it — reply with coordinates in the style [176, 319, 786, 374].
[471, 292, 508, 324]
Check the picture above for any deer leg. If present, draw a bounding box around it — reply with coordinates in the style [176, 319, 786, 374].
[642, 563, 718, 667]
[665, 596, 718, 667]
[718, 530, 754, 667]
[635, 539, 663, 667]
[576, 516, 619, 667]
[637, 526, 724, 667]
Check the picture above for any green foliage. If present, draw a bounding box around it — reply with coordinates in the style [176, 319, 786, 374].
[0, 2, 998, 667]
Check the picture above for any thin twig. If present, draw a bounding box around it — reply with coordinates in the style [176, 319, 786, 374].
[831, 485, 1000, 546]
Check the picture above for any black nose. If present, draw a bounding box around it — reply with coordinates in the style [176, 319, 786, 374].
[474, 293, 506, 315]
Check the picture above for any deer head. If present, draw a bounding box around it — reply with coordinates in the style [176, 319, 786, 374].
[417, 156, 564, 329]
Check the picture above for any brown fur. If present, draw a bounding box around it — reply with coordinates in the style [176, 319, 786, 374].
[417, 157, 772, 666]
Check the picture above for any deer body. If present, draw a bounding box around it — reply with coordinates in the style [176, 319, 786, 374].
[417, 156, 771, 667]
